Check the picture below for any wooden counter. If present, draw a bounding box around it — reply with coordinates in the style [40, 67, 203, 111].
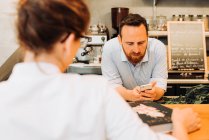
[165, 104, 209, 140]
[167, 79, 209, 84]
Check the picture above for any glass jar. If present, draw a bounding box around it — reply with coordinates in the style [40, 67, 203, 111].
[146, 16, 155, 31]
[156, 15, 167, 31]
[195, 15, 203, 22]
[192, 15, 198, 21]
[189, 15, 194, 21]
[184, 14, 191, 21]
[178, 15, 184, 21]
[172, 15, 179, 21]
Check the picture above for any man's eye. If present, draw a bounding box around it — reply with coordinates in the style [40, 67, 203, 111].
[127, 43, 133, 46]
[138, 42, 145, 45]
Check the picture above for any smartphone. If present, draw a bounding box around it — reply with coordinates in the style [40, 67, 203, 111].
[140, 84, 152, 91]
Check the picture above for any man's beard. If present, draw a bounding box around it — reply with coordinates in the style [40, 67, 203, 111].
[122, 46, 146, 65]
[126, 52, 145, 65]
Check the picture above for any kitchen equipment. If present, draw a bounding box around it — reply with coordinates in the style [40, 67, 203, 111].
[86, 34, 107, 45]
[111, 7, 129, 38]
[86, 34, 107, 64]
[76, 37, 92, 63]
[88, 23, 109, 39]
[98, 23, 107, 33]
[76, 47, 92, 64]
[75, 33, 107, 64]
[89, 24, 100, 34]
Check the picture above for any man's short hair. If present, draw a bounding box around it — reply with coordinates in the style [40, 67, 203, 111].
[119, 14, 148, 37]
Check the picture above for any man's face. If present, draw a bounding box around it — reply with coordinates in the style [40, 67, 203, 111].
[118, 24, 148, 65]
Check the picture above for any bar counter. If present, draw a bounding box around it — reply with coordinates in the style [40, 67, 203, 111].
[165, 104, 209, 140]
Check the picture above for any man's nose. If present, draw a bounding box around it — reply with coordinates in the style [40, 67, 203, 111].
[132, 44, 140, 53]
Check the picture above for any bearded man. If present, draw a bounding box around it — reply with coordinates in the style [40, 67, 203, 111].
[101, 14, 168, 101]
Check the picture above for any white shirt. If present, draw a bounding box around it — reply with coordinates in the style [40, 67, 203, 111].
[0, 62, 175, 140]
[101, 37, 168, 90]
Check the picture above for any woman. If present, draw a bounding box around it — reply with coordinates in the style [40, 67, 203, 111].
[0, 0, 200, 140]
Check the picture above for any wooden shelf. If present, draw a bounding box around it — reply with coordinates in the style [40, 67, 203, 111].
[148, 31, 209, 37]
[148, 31, 167, 37]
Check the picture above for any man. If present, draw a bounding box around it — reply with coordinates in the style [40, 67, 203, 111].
[102, 14, 167, 101]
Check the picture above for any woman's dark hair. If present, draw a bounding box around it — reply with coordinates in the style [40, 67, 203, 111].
[119, 14, 148, 37]
[17, 0, 90, 53]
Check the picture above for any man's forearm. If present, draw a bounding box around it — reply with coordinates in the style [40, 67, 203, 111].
[116, 86, 132, 101]
[115, 85, 165, 101]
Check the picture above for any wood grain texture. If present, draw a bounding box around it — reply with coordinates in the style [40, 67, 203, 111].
[165, 104, 209, 140]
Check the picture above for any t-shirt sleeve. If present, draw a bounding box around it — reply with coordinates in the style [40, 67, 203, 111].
[104, 86, 176, 140]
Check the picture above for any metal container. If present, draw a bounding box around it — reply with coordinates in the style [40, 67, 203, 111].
[76, 37, 92, 63]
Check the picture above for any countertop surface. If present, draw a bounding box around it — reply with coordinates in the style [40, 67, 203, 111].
[165, 104, 209, 140]
[68, 62, 209, 84]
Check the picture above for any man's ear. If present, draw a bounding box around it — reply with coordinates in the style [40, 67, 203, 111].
[117, 35, 122, 45]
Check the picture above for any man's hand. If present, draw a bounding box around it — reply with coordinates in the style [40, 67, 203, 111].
[140, 82, 156, 101]
[126, 86, 142, 101]
[116, 81, 164, 101]
[116, 85, 142, 101]
[140, 88, 156, 101]
[125, 85, 156, 101]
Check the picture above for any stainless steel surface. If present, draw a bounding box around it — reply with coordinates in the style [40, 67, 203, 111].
[67, 63, 101, 75]
[86, 34, 107, 45]
[76, 46, 92, 62]
[76, 34, 107, 63]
